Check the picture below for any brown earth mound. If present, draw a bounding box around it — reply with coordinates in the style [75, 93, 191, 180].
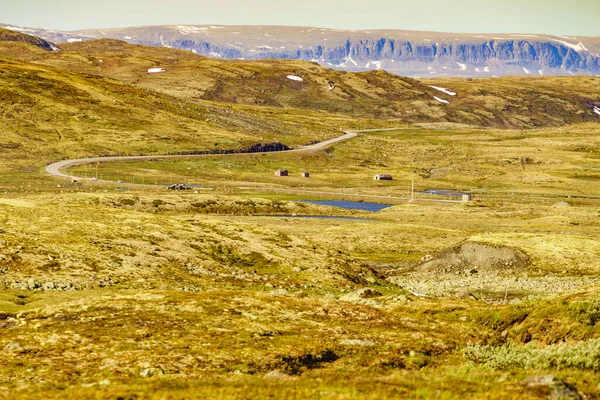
[416, 241, 530, 274]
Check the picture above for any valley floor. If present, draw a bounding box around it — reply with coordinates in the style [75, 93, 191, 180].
[1, 124, 600, 399]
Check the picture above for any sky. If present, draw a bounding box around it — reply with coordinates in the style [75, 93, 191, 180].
[3, 0, 600, 36]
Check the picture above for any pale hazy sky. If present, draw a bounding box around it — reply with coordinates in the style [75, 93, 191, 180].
[3, 0, 599, 36]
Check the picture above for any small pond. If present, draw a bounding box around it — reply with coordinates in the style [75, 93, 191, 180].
[297, 200, 394, 212]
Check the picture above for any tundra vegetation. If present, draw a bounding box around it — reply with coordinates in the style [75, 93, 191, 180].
[0, 28, 600, 399]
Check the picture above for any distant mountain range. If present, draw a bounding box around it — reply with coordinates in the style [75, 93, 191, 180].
[2, 23, 600, 78]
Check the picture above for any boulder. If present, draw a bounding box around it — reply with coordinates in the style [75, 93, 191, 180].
[27, 278, 37, 290]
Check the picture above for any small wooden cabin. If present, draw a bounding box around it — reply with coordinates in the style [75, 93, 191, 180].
[374, 174, 393, 181]
[275, 169, 289, 177]
[301, 172, 310, 178]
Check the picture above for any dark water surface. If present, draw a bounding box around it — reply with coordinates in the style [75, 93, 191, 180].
[297, 200, 394, 212]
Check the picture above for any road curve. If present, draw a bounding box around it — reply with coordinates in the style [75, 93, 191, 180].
[45, 129, 375, 183]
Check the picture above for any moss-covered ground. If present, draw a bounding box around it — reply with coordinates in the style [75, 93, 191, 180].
[1, 33, 600, 399]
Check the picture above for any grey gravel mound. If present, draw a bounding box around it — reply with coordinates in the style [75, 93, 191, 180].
[416, 241, 530, 274]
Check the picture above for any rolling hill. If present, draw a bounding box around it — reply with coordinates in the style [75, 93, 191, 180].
[3, 23, 600, 77]
[0, 29, 599, 176]
[2, 34, 599, 131]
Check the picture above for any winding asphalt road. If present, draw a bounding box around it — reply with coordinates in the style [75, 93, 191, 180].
[45, 128, 402, 183]
[45, 127, 467, 203]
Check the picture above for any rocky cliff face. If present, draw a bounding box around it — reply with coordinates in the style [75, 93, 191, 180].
[3, 24, 600, 77]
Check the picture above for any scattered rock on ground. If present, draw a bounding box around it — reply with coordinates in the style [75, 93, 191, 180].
[522, 375, 582, 400]
[263, 370, 293, 380]
[3, 343, 21, 351]
[340, 288, 383, 302]
[139, 367, 164, 378]
[270, 289, 289, 296]
[340, 339, 377, 346]
[553, 202, 571, 208]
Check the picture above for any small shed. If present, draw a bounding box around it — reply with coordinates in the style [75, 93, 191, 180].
[275, 169, 289, 177]
[374, 174, 393, 181]
[301, 172, 310, 178]
[462, 193, 473, 202]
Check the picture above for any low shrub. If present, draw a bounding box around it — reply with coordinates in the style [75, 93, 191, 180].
[463, 339, 600, 371]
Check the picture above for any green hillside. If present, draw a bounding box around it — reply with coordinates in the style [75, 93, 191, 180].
[1, 32, 600, 400]
[2, 37, 599, 130]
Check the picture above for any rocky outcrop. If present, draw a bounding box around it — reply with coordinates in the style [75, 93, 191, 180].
[210, 38, 599, 77]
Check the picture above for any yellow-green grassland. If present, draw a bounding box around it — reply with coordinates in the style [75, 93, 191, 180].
[1, 28, 600, 399]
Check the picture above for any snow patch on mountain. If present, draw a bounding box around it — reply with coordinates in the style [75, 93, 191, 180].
[430, 86, 456, 96]
[556, 35, 576, 40]
[67, 38, 82, 43]
[175, 26, 208, 33]
[5, 26, 36, 33]
[522, 67, 530, 74]
[552, 39, 588, 52]
[338, 53, 358, 68]
[433, 96, 449, 104]
[594, 106, 600, 115]
[365, 60, 382, 69]
[159, 36, 171, 48]
[147, 68, 165, 74]
[456, 62, 467, 71]
[286, 75, 303, 81]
